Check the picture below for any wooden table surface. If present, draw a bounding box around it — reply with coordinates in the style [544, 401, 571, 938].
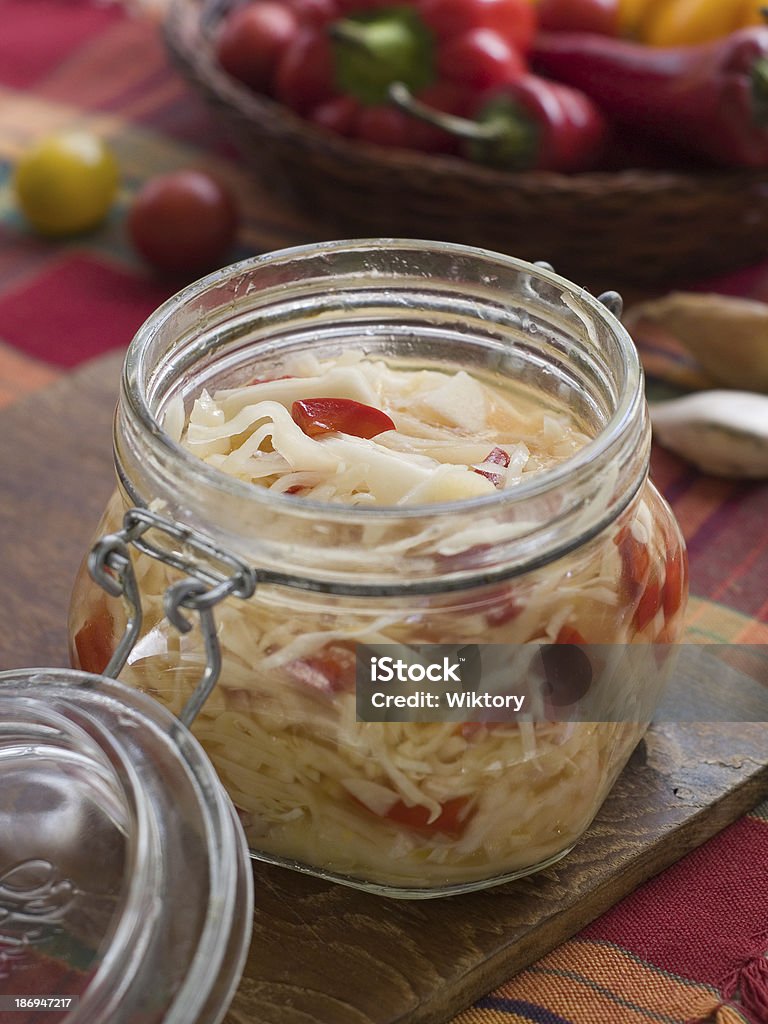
[1, 353, 767, 1024]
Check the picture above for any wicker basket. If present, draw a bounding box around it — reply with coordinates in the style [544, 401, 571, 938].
[164, 0, 768, 292]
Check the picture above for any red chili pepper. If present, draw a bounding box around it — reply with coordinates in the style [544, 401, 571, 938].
[532, 27, 768, 168]
[389, 72, 607, 171]
[536, 0, 618, 36]
[291, 397, 396, 437]
[218, 0, 534, 150]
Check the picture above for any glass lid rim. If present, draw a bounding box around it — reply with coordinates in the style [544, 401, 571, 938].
[0, 666, 253, 1024]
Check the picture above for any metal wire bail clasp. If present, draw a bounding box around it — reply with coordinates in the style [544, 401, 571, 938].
[87, 507, 257, 727]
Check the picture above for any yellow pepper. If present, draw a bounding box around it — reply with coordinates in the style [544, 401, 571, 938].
[619, 0, 765, 46]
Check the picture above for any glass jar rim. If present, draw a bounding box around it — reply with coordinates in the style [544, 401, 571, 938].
[122, 238, 643, 523]
[0, 668, 253, 1024]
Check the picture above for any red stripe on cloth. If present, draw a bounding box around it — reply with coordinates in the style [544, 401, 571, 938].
[0, 252, 174, 367]
[0, 0, 122, 89]
[581, 815, 768, 988]
[684, 483, 768, 619]
[692, 262, 768, 303]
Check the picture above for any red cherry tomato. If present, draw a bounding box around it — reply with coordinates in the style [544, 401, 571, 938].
[536, 0, 619, 35]
[128, 170, 238, 275]
[215, 2, 299, 93]
[291, 397, 396, 438]
[274, 28, 336, 113]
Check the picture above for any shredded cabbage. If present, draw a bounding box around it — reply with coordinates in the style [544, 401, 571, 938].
[73, 354, 681, 891]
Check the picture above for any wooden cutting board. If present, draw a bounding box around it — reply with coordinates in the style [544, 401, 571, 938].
[1, 352, 767, 1024]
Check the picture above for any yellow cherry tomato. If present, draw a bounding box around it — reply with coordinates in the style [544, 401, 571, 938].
[14, 131, 119, 237]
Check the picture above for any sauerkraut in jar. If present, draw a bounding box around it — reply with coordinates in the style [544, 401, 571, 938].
[68, 241, 688, 897]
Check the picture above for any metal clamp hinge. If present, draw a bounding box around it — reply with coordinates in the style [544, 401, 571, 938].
[87, 507, 257, 727]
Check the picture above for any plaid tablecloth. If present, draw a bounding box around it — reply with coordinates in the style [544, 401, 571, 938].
[0, 4, 767, 1023]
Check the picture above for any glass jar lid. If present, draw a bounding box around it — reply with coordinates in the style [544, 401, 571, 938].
[0, 668, 253, 1024]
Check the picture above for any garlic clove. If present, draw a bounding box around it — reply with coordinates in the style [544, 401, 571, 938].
[649, 391, 768, 479]
[626, 292, 768, 393]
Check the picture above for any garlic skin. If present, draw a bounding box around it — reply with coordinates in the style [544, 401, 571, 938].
[649, 391, 768, 479]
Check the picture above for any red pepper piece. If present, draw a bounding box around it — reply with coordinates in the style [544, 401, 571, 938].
[71, 601, 114, 675]
[555, 624, 586, 644]
[285, 642, 357, 693]
[473, 445, 511, 486]
[633, 576, 663, 631]
[292, 397, 396, 437]
[389, 73, 607, 171]
[614, 522, 650, 600]
[485, 592, 523, 627]
[662, 545, 688, 620]
[384, 795, 470, 836]
[532, 27, 768, 168]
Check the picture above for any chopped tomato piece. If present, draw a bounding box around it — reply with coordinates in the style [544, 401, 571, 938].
[662, 546, 688, 620]
[291, 397, 395, 438]
[473, 446, 511, 487]
[384, 796, 470, 837]
[284, 642, 357, 694]
[633, 577, 663, 631]
[71, 602, 114, 675]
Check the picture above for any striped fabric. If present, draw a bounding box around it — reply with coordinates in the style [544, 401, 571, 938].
[0, 4, 766, 1023]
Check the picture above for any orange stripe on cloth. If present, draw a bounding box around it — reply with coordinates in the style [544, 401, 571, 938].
[452, 940, 726, 1024]
[0, 339, 59, 408]
[682, 597, 768, 644]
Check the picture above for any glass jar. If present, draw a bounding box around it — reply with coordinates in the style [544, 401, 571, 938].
[67, 240, 688, 898]
[0, 668, 253, 1024]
